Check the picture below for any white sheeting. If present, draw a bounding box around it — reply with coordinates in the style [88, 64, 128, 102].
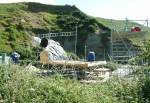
[33, 36, 68, 60]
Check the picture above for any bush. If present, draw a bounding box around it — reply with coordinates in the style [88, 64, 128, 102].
[0, 65, 150, 103]
[67, 52, 80, 60]
[102, 62, 118, 71]
[0, 45, 13, 54]
[17, 48, 32, 59]
[141, 78, 150, 102]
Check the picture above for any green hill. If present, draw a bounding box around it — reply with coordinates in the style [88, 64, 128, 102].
[0, 2, 110, 59]
[0, 2, 149, 60]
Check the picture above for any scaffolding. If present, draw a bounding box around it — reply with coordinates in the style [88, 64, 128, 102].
[110, 18, 149, 63]
[38, 32, 76, 39]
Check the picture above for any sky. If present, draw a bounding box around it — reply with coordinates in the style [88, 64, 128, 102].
[0, 0, 149, 22]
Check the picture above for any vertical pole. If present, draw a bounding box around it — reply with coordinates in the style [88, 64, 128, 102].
[147, 19, 149, 65]
[2, 53, 6, 64]
[146, 18, 149, 27]
[110, 29, 113, 59]
[125, 17, 128, 31]
[75, 23, 78, 55]
[146, 19, 149, 65]
[85, 44, 87, 61]
[104, 48, 105, 60]
[110, 19, 114, 61]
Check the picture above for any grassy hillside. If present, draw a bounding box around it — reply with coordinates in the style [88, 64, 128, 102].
[0, 2, 111, 59]
[0, 2, 149, 60]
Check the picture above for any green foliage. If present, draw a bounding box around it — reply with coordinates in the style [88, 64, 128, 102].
[0, 3, 27, 14]
[133, 67, 150, 102]
[27, 2, 78, 15]
[143, 40, 150, 59]
[0, 27, 31, 59]
[0, 20, 8, 27]
[0, 65, 150, 102]
[132, 39, 150, 65]
[141, 78, 150, 102]
[56, 13, 109, 57]
[0, 45, 13, 53]
[57, 15, 79, 31]
[67, 52, 80, 60]
[15, 46, 32, 59]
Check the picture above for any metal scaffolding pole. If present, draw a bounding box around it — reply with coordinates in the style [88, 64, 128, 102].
[75, 23, 78, 55]
[85, 44, 87, 61]
[110, 18, 149, 63]
[146, 19, 149, 27]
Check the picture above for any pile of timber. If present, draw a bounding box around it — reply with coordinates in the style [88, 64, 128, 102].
[39, 50, 106, 69]
[38, 60, 107, 69]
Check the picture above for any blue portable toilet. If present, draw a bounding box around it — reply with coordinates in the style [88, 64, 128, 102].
[88, 51, 95, 62]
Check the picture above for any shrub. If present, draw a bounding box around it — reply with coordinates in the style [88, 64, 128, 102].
[141, 78, 150, 102]
[0, 65, 150, 103]
[67, 52, 80, 60]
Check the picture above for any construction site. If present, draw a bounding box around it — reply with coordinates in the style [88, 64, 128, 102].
[26, 19, 150, 81]
[110, 19, 149, 63]
[0, 18, 149, 82]
[1, 1, 150, 102]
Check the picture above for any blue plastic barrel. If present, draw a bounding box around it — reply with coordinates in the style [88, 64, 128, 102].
[88, 51, 95, 62]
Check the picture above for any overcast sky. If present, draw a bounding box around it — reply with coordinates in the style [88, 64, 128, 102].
[0, 0, 149, 23]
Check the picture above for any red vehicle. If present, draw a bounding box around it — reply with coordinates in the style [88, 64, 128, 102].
[131, 26, 141, 32]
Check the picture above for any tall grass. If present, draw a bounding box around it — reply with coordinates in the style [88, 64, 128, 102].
[0, 64, 150, 103]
